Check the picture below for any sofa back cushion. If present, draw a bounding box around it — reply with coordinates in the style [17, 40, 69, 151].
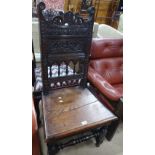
[90, 38, 123, 59]
[90, 38, 123, 84]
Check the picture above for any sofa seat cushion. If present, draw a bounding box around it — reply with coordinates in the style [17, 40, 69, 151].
[88, 67, 122, 101]
[112, 84, 123, 96]
[90, 57, 123, 85]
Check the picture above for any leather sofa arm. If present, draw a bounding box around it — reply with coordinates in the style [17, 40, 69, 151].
[32, 101, 38, 136]
[88, 67, 122, 101]
[32, 101, 41, 155]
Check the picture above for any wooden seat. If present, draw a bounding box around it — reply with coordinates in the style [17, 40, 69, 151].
[42, 87, 117, 142]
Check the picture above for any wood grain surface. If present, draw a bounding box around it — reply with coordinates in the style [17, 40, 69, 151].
[42, 87, 117, 141]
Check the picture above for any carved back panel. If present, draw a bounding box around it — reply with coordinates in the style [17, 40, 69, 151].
[37, 1, 95, 94]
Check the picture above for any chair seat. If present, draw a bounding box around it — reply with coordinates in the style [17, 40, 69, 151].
[42, 87, 117, 142]
[112, 84, 123, 96]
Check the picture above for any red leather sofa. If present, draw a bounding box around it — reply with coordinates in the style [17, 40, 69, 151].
[32, 101, 41, 155]
[88, 38, 123, 117]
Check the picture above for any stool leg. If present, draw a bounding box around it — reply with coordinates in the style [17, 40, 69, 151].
[106, 120, 119, 141]
[47, 144, 59, 155]
[95, 127, 107, 147]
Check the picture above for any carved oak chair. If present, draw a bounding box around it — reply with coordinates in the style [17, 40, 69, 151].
[36, 1, 118, 154]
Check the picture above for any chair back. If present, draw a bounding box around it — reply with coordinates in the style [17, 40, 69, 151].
[37, 1, 95, 94]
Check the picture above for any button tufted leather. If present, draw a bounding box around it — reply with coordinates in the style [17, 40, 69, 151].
[90, 38, 123, 59]
[88, 67, 122, 101]
[88, 38, 123, 102]
[90, 58, 123, 85]
[113, 84, 123, 95]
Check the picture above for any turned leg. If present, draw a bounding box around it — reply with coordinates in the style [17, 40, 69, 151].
[106, 120, 119, 141]
[47, 144, 59, 155]
[95, 127, 107, 147]
[115, 98, 123, 120]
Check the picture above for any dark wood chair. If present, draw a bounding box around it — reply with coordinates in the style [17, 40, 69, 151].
[36, 1, 118, 154]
